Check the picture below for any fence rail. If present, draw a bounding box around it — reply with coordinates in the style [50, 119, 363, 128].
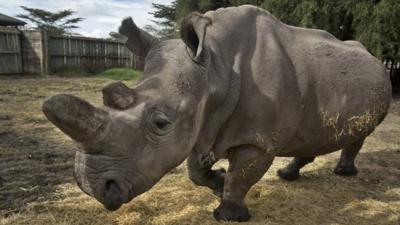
[0, 29, 22, 74]
[0, 29, 399, 92]
[0, 29, 141, 75]
[383, 58, 400, 91]
[48, 35, 138, 73]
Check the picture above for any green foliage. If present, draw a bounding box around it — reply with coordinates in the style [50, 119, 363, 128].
[144, 2, 178, 39]
[108, 32, 125, 41]
[352, 0, 400, 59]
[264, 0, 400, 59]
[262, 1, 355, 39]
[51, 67, 142, 81]
[147, 0, 400, 59]
[96, 68, 142, 81]
[175, 0, 200, 19]
[151, 3, 177, 25]
[17, 6, 83, 35]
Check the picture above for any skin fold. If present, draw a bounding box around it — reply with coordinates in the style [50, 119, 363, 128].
[43, 5, 391, 222]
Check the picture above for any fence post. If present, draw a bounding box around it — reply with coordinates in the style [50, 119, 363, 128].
[19, 31, 141, 74]
[21, 29, 47, 75]
[0, 29, 23, 74]
[42, 30, 49, 75]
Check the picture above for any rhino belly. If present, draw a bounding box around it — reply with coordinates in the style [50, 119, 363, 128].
[279, 74, 390, 157]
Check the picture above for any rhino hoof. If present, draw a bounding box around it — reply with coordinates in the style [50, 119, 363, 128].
[277, 168, 300, 181]
[213, 200, 250, 222]
[334, 165, 358, 176]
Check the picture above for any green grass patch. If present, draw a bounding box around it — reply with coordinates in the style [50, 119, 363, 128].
[96, 68, 142, 80]
[51, 66, 89, 77]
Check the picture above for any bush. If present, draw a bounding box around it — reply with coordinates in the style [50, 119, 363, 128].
[96, 68, 142, 81]
[51, 66, 89, 77]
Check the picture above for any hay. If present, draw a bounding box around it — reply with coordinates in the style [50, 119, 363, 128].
[0, 76, 399, 225]
[320, 103, 388, 141]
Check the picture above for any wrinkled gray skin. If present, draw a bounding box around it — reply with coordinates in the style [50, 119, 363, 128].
[43, 5, 391, 222]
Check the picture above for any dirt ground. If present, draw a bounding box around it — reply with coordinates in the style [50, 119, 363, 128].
[0, 76, 399, 225]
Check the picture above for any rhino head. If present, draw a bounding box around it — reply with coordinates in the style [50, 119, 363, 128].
[43, 14, 212, 210]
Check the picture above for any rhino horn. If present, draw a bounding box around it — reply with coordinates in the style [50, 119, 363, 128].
[102, 82, 136, 110]
[119, 17, 158, 58]
[42, 94, 109, 144]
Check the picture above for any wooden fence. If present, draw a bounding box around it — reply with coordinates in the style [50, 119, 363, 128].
[0, 29, 141, 75]
[0, 29, 22, 74]
[383, 58, 400, 92]
[48, 35, 140, 73]
[0, 28, 399, 92]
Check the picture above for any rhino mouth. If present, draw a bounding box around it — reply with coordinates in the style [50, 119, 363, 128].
[103, 179, 140, 211]
[105, 187, 137, 211]
[104, 200, 123, 211]
[102, 172, 152, 211]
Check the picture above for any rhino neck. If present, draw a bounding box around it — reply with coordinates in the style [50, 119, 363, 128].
[193, 49, 241, 157]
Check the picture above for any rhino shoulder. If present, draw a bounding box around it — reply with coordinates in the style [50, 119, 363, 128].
[232, 4, 276, 19]
[205, 4, 274, 22]
[212, 4, 264, 13]
[344, 40, 367, 50]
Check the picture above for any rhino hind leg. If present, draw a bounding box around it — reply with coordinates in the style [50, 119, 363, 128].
[334, 138, 365, 176]
[214, 146, 274, 222]
[277, 157, 315, 181]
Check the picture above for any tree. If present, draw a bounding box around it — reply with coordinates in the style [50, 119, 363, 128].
[351, 0, 400, 59]
[147, 0, 400, 59]
[17, 6, 83, 35]
[146, 0, 235, 39]
[144, 2, 178, 39]
[108, 32, 125, 41]
[263, 0, 400, 59]
[262, 0, 355, 40]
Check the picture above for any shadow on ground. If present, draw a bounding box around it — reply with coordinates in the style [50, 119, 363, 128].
[1, 147, 399, 225]
[0, 76, 112, 215]
[0, 77, 399, 225]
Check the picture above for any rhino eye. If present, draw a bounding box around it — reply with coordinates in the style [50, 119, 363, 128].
[154, 118, 170, 130]
[150, 110, 173, 135]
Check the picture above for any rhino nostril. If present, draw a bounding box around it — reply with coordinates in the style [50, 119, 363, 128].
[105, 180, 120, 193]
[104, 180, 122, 211]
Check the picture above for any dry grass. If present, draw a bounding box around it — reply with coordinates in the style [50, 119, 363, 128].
[0, 76, 399, 225]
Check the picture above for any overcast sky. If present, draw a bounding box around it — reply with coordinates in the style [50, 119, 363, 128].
[0, 0, 173, 38]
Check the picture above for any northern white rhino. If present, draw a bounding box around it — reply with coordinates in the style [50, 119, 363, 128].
[43, 5, 391, 222]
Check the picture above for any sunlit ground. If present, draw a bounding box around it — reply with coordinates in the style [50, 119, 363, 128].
[0, 76, 399, 225]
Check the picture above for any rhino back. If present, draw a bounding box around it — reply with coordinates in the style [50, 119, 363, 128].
[203, 5, 391, 157]
[283, 25, 391, 155]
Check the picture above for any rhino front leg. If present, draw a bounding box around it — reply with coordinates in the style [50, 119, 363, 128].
[214, 146, 274, 222]
[277, 156, 315, 181]
[187, 152, 225, 197]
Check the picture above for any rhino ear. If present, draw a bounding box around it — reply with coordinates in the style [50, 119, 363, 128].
[180, 12, 211, 62]
[119, 17, 158, 58]
[102, 82, 136, 110]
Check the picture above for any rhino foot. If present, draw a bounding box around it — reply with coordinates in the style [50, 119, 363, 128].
[211, 168, 225, 198]
[213, 200, 250, 222]
[334, 165, 358, 176]
[277, 168, 300, 181]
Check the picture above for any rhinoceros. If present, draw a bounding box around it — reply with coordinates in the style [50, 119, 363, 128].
[42, 5, 391, 222]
